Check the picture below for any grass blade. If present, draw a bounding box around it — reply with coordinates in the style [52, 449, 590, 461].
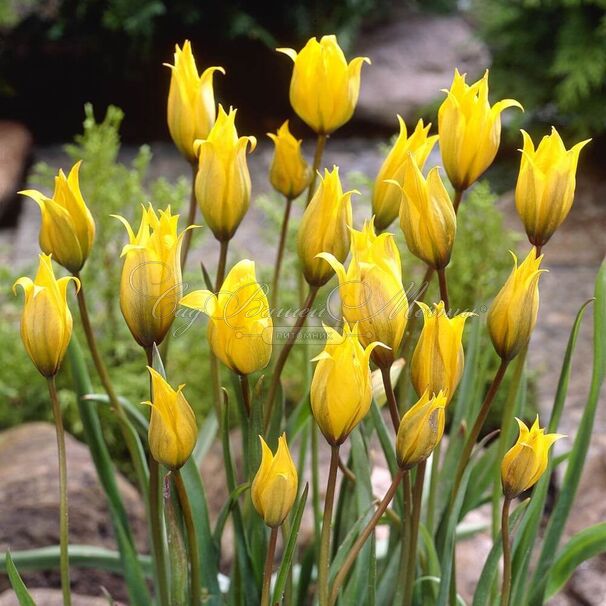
[5, 552, 36, 606]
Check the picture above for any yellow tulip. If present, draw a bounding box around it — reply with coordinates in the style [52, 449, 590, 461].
[267, 120, 312, 199]
[193, 105, 257, 241]
[411, 302, 474, 403]
[397, 155, 456, 270]
[488, 247, 545, 361]
[13, 254, 79, 377]
[318, 219, 407, 368]
[20, 162, 95, 274]
[165, 40, 225, 163]
[311, 322, 382, 445]
[438, 69, 522, 191]
[297, 167, 355, 287]
[372, 117, 438, 230]
[277, 35, 370, 134]
[251, 434, 298, 527]
[515, 128, 590, 247]
[396, 390, 447, 470]
[180, 259, 272, 375]
[501, 417, 564, 498]
[114, 205, 191, 349]
[145, 367, 197, 469]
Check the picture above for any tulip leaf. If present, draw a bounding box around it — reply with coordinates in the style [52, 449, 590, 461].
[5, 552, 36, 606]
[67, 338, 151, 606]
[272, 483, 309, 605]
[193, 412, 219, 466]
[544, 522, 606, 599]
[527, 261, 606, 606]
[83, 393, 149, 438]
[285, 391, 312, 440]
[212, 482, 251, 548]
[370, 400, 398, 478]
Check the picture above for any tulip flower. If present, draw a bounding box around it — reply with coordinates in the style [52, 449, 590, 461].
[180, 259, 272, 375]
[193, 105, 256, 242]
[501, 417, 564, 498]
[114, 205, 191, 349]
[515, 128, 590, 247]
[439, 69, 522, 192]
[145, 367, 197, 469]
[318, 219, 407, 368]
[298, 167, 355, 287]
[396, 155, 456, 270]
[311, 322, 382, 445]
[411, 302, 474, 403]
[13, 254, 79, 377]
[267, 120, 312, 199]
[20, 162, 95, 274]
[372, 117, 438, 230]
[251, 434, 298, 527]
[277, 35, 370, 135]
[396, 390, 447, 470]
[488, 247, 545, 361]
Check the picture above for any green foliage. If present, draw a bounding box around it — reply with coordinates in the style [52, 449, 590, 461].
[474, 0, 606, 137]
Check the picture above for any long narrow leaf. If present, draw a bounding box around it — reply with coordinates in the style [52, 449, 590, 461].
[5, 553, 36, 606]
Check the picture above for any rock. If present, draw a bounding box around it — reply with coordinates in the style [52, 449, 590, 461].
[355, 10, 490, 126]
[0, 121, 32, 226]
[0, 588, 111, 606]
[0, 422, 147, 601]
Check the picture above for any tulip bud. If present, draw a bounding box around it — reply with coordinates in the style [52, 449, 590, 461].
[439, 69, 522, 191]
[411, 302, 474, 403]
[114, 205, 192, 349]
[251, 434, 298, 527]
[515, 128, 590, 247]
[165, 40, 225, 163]
[311, 322, 382, 445]
[277, 35, 370, 135]
[397, 156, 456, 270]
[396, 390, 447, 470]
[145, 367, 197, 469]
[13, 254, 79, 377]
[297, 167, 355, 287]
[267, 121, 312, 199]
[193, 105, 256, 242]
[20, 162, 95, 274]
[501, 417, 563, 499]
[488, 247, 545, 361]
[372, 117, 438, 230]
[180, 259, 272, 375]
[318, 219, 407, 368]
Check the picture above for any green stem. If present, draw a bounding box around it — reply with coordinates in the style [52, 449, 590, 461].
[47, 376, 72, 606]
[174, 469, 201, 606]
[74, 277, 149, 496]
[318, 445, 340, 606]
[271, 195, 294, 310]
[180, 163, 198, 270]
[261, 526, 279, 606]
[215, 239, 229, 292]
[437, 268, 450, 313]
[453, 189, 464, 214]
[239, 374, 251, 418]
[426, 440, 441, 535]
[452, 359, 510, 497]
[329, 469, 403, 605]
[264, 285, 319, 431]
[500, 498, 513, 606]
[394, 471, 412, 605]
[380, 364, 400, 433]
[403, 461, 426, 606]
[305, 134, 328, 208]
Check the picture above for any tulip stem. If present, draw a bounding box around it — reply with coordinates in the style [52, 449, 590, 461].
[180, 163, 198, 271]
[319, 445, 340, 606]
[47, 376, 72, 606]
[437, 268, 450, 313]
[403, 461, 426, 606]
[500, 497, 513, 606]
[149, 457, 170, 606]
[535, 245, 542, 257]
[215, 239, 230, 291]
[261, 526, 279, 606]
[240, 373, 251, 417]
[306, 134, 328, 207]
[271, 195, 294, 310]
[452, 359, 510, 497]
[174, 469, 201, 606]
[453, 189, 464, 213]
[329, 469, 404, 606]
[264, 285, 319, 431]
[74, 277, 149, 495]
[380, 364, 400, 433]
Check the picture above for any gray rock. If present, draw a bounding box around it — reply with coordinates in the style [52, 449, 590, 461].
[0, 588, 112, 606]
[0, 121, 32, 223]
